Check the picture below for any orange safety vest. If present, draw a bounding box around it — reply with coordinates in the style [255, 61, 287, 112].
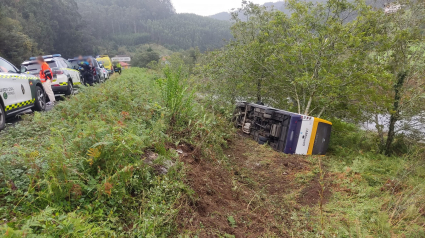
[39, 62, 53, 82]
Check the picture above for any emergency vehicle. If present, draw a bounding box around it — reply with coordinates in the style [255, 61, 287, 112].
[0, 57, 46, 130]
[96, 55, 113, 75]
[22, 54, 82, 96]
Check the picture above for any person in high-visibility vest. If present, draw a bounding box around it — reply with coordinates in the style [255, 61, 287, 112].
[116, 62, 122, 75]
[37, 56, 56, 105]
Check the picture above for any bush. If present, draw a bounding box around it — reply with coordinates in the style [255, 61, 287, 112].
[328, 118, 380, 155]
[158, 66, 194, 128]
[132, 48, 160, 68]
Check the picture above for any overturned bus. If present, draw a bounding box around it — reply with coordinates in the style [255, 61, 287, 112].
[233, 102, 332, 155]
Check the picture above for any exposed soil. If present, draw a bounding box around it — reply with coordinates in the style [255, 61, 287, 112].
[297, 175, 332, 207]
[177, 132, 332, 237]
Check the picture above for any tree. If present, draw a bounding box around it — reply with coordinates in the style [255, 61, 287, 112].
[0, 7, 39, 65]
[264, 0, 376, 116]
[353, 0, 425, 155]
[203, 0, 373, 116]
[132, 48, 160, 68]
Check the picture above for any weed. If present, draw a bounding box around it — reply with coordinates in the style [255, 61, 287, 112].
[227, 216, 237, 228]
[158, 66, 194, 128]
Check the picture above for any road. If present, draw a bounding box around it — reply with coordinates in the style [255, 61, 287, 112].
[5, 98, 58, 127]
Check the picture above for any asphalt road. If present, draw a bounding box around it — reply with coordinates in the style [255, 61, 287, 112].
[5, 97, 59, 127]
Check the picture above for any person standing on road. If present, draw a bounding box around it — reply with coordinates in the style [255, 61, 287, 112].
[78, 55, 94, 86]
[37, 56, 56, 105]
[87, 58, 96, 85]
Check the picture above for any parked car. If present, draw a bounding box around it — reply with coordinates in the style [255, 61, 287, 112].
[68, 56, 105, 84]
[0, 57, 46, 130]
[100, 64, 109, 80]
[22, 54, 82, 96]
[67, 59, 84, 85]
[96, 55, 113, 75]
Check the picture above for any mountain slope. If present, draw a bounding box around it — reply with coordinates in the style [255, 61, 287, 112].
[74, 0, 232, 51]
[209, 1, 287, 21]
[209, 0, 331, 21]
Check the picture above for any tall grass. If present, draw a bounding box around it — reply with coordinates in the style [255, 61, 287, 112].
[158, 67, 194, 127]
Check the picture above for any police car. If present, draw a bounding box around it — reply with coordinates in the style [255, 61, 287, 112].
[22, 54, 82, 96]
[0, 57, 46, 130]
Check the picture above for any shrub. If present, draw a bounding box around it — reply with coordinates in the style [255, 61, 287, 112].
[158, 66, 194, 128]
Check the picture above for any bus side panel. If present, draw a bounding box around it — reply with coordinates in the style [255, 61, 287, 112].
[283, 116, 302, 154]
[295, 117, 315, 155]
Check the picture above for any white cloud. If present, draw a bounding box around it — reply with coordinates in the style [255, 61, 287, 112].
[172, 0, 275, 16]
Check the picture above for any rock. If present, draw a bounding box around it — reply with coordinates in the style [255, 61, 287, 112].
[143, 151, 158, 164]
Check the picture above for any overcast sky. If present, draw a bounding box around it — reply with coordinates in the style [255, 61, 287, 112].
[172, 0, 274, 16]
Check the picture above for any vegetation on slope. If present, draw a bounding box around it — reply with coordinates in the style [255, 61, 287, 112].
[176, 119, 425, 237]
[0, 68, 231, 237]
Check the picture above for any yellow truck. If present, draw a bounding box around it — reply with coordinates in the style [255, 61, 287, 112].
[96, 55, 113, 74]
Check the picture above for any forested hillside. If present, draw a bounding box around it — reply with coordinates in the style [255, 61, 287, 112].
[0, 0, 86, 65]
[209, 0, 347, 21]
[0, 0, 232, 66]
[75, 0, 232, 51]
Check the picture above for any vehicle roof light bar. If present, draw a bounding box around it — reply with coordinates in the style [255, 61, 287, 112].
[30, 54, 61, 60]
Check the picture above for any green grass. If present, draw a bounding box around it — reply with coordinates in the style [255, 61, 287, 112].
[319, 119, 425, 237]
[0, 68, 231, 237]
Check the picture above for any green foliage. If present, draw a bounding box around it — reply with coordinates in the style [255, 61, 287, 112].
[75, 0, 232, 53]
[0, 8, 39, 65]
[328, 118, 379, 154]
[158, 67, 194, 127]
[323, 146, 425, 237]
[111, 33, 151, 47]
[0, 68, 231, 237]
[132, 48, 160, 68]
[201, 0, 425, 153]
[1, 0, 87, 60]
[203, 0, 375, 114]
[145, 14, 232, 52]
[1, 207, 114, 237]
[227, 216, 236, 228]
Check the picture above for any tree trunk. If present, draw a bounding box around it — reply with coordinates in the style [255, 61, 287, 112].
[304, 95, 313, 116]
[385, 71, 407, 156]
[317, 107, 326, 118]
[294, 83, 301, 114]
[257, 74, 263, 103]
[374, 114, 385, 153]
